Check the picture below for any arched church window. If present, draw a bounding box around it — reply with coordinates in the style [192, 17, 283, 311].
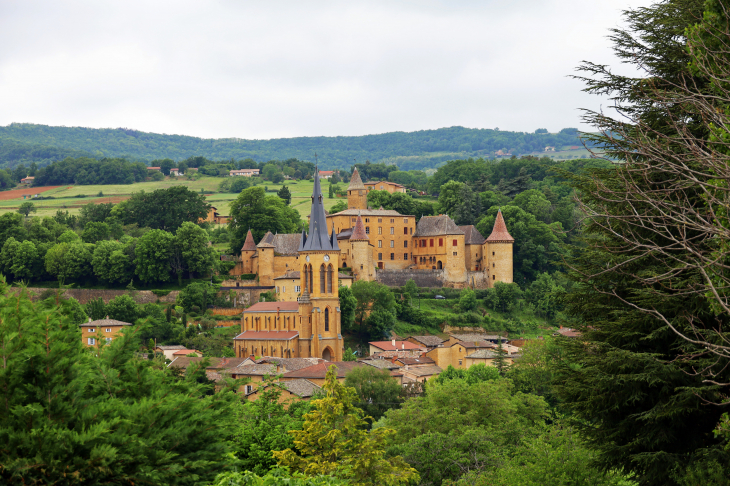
[327, 265, 333, 294]
[320, 264, 326, 293]
[324, 307, 329, 332]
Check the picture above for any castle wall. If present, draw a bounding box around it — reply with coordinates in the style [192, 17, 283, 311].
[445, 235, 467, 283]
[376, 269, 445, 287]
[464, 244, 483, 272]
[485, 242, 513, 288]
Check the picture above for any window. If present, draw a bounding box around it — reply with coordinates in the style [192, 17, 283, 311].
[378, 240, 382, 248]
[246, 385, 253, 394]
[453, 239, 458, 246]
[352, 217, 356, 222]
[365, 218, 369, 223]
[327, 265, 333, 294]
[88, 338, 96, 345]
[420, 239, 426, 247]
[283, 286, 286, 293]
[404, 227, 408, 235]
[366, 227, 370, 234]
[106, 338, 112, 344]
[453, 252, 457, 256]
[276, 286, 280, 293]
[324, 307, 329, 332]
[378, 253, 383, 260]
[404, 218, 408, 224]
[378, 218, 382, 223]
[390, 240, 394, 248]
[380, 185, 384, 190]
[429, 239, 434, 247]
[459, 360, 463, 366]
[410, 227, 413, 234]
[493, 263, 495, 268]
[105, 328, 111, 332]
[295, 285, 301, 292]
[492, 251, 495, 256]
[320, 264, 326, 293]
[390, 227, 394, 234]
[404, 241, 408, 248]
[493, 275, 495, 280]
[390, 218, 395, 223]
[404, 253, 409, 260]
[439, 238, 443, 246]
[390, 253, 394, 260]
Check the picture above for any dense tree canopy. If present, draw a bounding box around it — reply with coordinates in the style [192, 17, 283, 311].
[228, 186, 302, 252]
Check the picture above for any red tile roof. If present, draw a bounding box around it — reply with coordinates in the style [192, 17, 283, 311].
[172, 349, 201, 356]
[282, 361, 365, 379]
[244, 302, 299, 312]
[242, 229, 257, 251]
[486, 209, 514, 243]
[350, 214, 369, 241]
[369, 341, 425, 351]
[234, 331, 299, 340]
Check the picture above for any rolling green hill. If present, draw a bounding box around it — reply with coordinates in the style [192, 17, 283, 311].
[0, 123, 588, 170]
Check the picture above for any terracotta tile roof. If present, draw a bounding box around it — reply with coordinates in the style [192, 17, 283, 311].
[282, 361, 365, 379]
[403, 365, 442, 377]
[283, 378, 322, 397]
[80, 318, 132, 327]
[168, 357, 205, 369]
[206, 371, 223, 382]
[397, 356, 435, 366]
[257, 231, 276, 248]
[234, 330, 299, 340]
[365, 181, 406, 189]
[272, 233, 301, 255]
[350, 214, 369, 241]
[370, 350, 425, 359]
[207, 357, 251, 370]
[261, 357, 324, 371]
[328, 208, 405, 217]
[458, 341, 496, 349]
[244, 302, 300, 312]
[415, 215, 464, 237]
[485, 209, 514, 243]
[172, 349, 202, 356]
[369, 341, 425, 351]
[459, 225, 486, 245]
[409, 335, 446, 347]
[466, 349, 501, 359]
[242, 230, 257, 251]
[156, 345, 186, 350]
[361, 359, 402, 370]
[347, 167, 366, 190]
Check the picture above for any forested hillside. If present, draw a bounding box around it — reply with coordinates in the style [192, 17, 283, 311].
[0, 123, 586, 170]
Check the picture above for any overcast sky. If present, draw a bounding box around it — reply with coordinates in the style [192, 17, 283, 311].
[0, 0, 653, 140]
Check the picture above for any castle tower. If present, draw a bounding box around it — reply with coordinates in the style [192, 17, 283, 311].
[298, 169, 344, 361]
[485, 209, 514, 288]
[256, 231, 276, 287]
[240, 229, 257, 274]
[347, 167, 367, 210]
[350, 213, 373, 282]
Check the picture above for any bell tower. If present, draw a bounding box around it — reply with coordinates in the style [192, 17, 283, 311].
[297, 168, 344, 361]
[347, 167, 368, 210]
[485, 209, 514, 288]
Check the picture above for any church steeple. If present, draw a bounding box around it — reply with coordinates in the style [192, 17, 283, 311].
[299, 167, 338, 252]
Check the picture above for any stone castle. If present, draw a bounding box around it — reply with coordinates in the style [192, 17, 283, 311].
[231, 169, 514, 361]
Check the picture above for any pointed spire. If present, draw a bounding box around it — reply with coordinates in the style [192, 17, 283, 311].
[350, 213, 369, 241]
[242, 229, 257, 252]
[486, 209, 514, 243]
[330, 225, 339, 250]
[348, 167, 365, 191]
[299, 167, 337, 251]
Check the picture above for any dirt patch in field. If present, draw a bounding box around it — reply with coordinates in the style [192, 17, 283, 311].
[0, 186, 62, 201]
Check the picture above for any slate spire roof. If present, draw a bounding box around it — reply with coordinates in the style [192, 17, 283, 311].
[241, 229, 257, 251]
[350, 213, 369, 241]
[486, 209, 514, 243]
[348, 167, 365, 191]
[299, 168, 339, 252]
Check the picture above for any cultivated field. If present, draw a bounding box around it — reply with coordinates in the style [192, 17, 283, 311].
[0, 176, 346, 219]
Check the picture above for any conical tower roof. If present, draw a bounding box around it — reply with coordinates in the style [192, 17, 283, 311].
[348, 167, 365, 191]
[350, 214, 369, 241]
[486, 209, 514, 243]
[299, 168, 338, 252]
[241, 229, 257, 252]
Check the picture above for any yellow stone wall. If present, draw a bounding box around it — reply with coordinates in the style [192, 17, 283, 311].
[240, 310, 299, 333]
[234, 336, 300, 359]
[464, 244, 483, 271]
[445, 235, 467, 283]
[81, 325, 127, 347]
[485, 242, 513, 288]
[257, 248, 275, 286]
[275, 277, 301, 302]
[364, 181, 407, 194]
[412, 235, 452, 269]
[347, 188, 368, 210]
[350, 240, 375, 281]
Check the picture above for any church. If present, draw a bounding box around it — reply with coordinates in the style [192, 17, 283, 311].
[232, 169, 515, 361]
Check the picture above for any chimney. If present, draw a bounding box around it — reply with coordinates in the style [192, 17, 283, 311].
[88, 317, 92, 323]
[401, 343, 405, 350]
[405, 364, 409, 371]
[392, 339, 396, 347]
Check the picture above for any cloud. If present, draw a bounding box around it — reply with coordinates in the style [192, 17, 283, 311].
[0, 0, 654, 139]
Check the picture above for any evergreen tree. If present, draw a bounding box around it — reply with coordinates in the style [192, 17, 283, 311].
[0, 283, 237, 484]
[277, 185, 292, 205]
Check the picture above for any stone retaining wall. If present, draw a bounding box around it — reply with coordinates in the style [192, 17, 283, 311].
[12, 287, 180, 305]
[376, 269, 445, 288]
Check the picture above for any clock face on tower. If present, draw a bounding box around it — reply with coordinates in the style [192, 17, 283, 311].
[324, 255, 330, 262]
[305, 256, 310, 262]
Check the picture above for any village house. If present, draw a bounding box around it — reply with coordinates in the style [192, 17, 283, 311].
[229, 169, 260, 177]
[169, 168, 182, 176]
[155, 345, 186, 361]
[20, 176, 34, 184]
[245, 379, 322, 403]
[318, 170, 337, 179]
[146, 166, 161, 172]
[369, 339, 426, 356]
[364, 180, 407, 194]
[407, 335, 446, 351]
[79, 318, 131, 347]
